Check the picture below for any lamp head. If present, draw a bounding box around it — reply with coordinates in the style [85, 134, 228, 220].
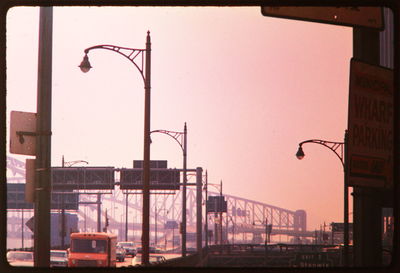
[296, 146, 305, 160]
[79, 54, 92, 73]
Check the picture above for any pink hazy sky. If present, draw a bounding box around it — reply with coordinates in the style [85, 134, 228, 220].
[6, 6, 353, 231]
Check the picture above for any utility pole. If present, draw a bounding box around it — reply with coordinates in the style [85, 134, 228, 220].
[219, 180, 223, 245]
[352, 26, 383, 267]
[196, 167, 203, 261]
[141, 31, 152, 265]
[34, 6, 52, 267]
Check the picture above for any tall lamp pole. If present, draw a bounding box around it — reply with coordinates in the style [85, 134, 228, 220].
[61, 156, 88, 248]
[150, 123, 187, 256]
[125, 191, 129, 241]
[204, 171, 209, 248]
[79, 32, 151, 264]
[296, 130, 349, 266]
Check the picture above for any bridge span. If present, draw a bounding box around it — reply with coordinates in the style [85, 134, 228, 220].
[6, 155, 309, 249]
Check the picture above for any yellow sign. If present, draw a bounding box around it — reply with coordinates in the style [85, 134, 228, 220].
[261, 6, 383, 29]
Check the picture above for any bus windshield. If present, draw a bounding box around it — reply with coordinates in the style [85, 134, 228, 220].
[71, 239, 107, 253]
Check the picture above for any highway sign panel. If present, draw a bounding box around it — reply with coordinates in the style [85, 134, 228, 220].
[347, 59, 393, 188]
[206, 196, 227, 213]
[7, 183, 79, 210]
[52, 167, 115, 190]
[133, 160, 168, 168]
[119, 168, 180, 190]
[261, 6, 383, 29]
[7, 183, 34, 209]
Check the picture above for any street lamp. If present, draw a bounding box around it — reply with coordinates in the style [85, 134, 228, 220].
[296, 130, 349, 266]
[61, 156, 88, 248]
[150, 123, 187, 256]
[62, 155, 88, 167]
[79, 32, 152, 265]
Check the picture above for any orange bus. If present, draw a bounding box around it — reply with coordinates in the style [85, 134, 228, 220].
[68, 232, 117, 267]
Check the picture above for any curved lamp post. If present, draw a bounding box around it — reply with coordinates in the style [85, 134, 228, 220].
[150, 123, 187, 256]
[296, 131, 349, 266]
[62, 155, 89, 167]
[79, 32, 152, 265]
[60, 156, 89, 248]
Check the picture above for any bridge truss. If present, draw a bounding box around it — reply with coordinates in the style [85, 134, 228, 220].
[6, 155, 308, 249]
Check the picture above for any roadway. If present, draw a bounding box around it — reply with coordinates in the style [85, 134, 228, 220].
[117, 253, 181, 267]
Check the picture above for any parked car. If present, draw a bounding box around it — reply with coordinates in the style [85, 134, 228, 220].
[131, 254, 166, 266]
[116, 241, 136, 257]
[116, 246, 126, 262]
[136, 246, 156, 254]
[50, 250, 68, 267]
[6, 251, 34, 267]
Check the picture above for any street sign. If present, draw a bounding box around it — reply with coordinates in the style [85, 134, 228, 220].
[332, 222, 354, 232]
[261, 6, 383, 29]
[7, 183, 34, 209]
[10, 111, 37, 156]
[133, 160, 168, 169]
[51, 192, 79, 210]
[26, 216, 35, 232]
[7, 183, 79, 210]
[119, 168, 180, 190]
[206, 196, 227, 213]
[52, 167, 115, 190]
[290, 252, 333, 267]
[347, 59, 393, 188]
[165, 220, 178, 229]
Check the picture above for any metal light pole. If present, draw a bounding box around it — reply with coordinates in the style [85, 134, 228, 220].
[21, 208, 24, 249]
[204, 171, 209, 248]
[296, 130, 349, 266]
[150, 123, 187, 256]
[79, 32, 151, 264]
[61, 156, 88, 248]
[219, 180, 223, 245]
[125, 191, 129, 241]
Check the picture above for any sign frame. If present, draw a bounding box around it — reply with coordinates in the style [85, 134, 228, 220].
[51, 167, 115, 190]
[261, 6, 384, 30]
[119, 168, 180, 190]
